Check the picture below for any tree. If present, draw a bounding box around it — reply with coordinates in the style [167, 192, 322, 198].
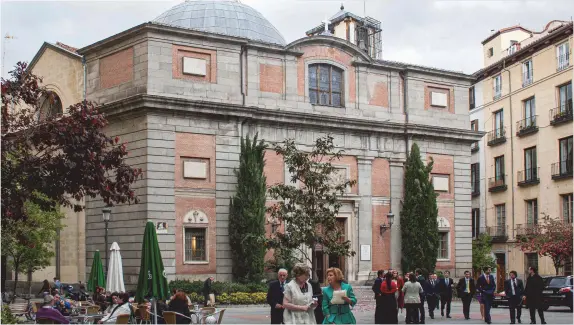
[229, 135, 267, 283]
[516, 214, 573, 275]
[400, 143, 439, 273]
[1, 193, 64, 297]
[266, 135, 356, 279]
[472, 233, 496, 275]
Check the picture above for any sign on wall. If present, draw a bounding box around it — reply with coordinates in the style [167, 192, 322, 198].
[156, 221, 168, 234]
[360, 245, 371, 261]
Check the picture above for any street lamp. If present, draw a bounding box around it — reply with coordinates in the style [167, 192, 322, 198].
[102, 208, 111, 274]
[380, 211, 394, 235]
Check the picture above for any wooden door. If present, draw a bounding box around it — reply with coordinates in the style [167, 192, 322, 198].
[495, 253, 506, 293]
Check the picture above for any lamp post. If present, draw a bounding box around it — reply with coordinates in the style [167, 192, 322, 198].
[102, 208, 111, 274]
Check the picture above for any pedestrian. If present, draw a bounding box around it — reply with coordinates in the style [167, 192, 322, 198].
[321, 267, 357, 324]
[372, 270, 384, 324]
[505, 270, 524, 324]
[402, 273, 423, 324]
[282, 263, 317, 324]
[392, 270, 405, 317]
[267, 268, 288, 324]
[310, 277, 324, 324]
[379, 271, 398, 324]
[456, 270, 475, 320]
[53, 277, 62, 292]
[414, 269, 426, 324]
[438, 271, 453, 318]
[524, 266, 546, 324]
[423, 273, 439, 319]
[202, 276, 214, 307]
[477, 267, 496, 324]
[477, 290, 485, 320]
[38, 279, 51, 297]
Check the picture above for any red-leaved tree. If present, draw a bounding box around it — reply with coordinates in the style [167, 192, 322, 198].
[516, 214, 573, 275]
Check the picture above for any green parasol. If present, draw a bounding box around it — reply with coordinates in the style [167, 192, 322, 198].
[87, 250, 106, 292]
[135, 221, 170, 304]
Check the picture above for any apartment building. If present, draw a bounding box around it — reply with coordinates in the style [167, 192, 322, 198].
[470, 20, 573, 288]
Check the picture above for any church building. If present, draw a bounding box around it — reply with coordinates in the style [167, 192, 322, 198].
[26, 0, 479, 285]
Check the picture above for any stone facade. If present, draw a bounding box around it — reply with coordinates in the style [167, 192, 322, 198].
[72, 21, 480, 284]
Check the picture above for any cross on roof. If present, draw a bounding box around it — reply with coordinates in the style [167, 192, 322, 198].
[322, 18, 330, 32]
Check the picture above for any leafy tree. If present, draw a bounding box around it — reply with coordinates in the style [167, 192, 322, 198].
[516, 214, 573, 275]
[266, 135, 356, 279]
[1, 193, 64, 297]
[400, 143, 439, 273]
[472, 233, 496, 275]
[229, 135, 267, 283]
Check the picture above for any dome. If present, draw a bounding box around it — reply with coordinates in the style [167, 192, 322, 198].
[153, 0, 286, 45]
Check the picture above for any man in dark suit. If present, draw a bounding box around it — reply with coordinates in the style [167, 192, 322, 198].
[424, 273, 439, 319]
[457, 270, 476, 320]
[203, 276, 214, 306]
[372, 270, 384, 324]
[438, 271, 453, 318]
[505, 270, 524, 324]
[266, 269, 288, 324]
[477, 267, 496, 324]
[415, 269, 426, 324]
[524, 266, 546, 324]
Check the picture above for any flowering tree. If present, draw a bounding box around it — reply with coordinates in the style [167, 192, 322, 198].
[516, 214, 573, 275]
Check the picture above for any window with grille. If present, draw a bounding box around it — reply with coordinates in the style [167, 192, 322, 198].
[308, 64, 344, 107]
[526, 199, 538, 225]
[184, 228, 207, 262]
[438, 232, 448, 259]
[562, 193, 573, 223]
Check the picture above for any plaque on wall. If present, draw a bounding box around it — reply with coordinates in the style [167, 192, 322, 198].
[156, 221, 168, 234]
[360, 245, 371, 261]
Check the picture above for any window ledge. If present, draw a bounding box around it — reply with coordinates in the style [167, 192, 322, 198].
[184, 261, 209, 265]
[311, 103, 346, 109]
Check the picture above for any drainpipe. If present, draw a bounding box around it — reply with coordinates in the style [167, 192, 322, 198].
[239, 45, 246, 107]
[502, 60, 515, 241]
[400, 70, 409, 159]
[82, 56, 87, 102]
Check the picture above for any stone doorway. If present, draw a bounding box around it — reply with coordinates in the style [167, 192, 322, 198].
[316, 218, 347, 283]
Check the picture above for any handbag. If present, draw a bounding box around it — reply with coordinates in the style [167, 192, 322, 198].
[208, 293, 215, 306]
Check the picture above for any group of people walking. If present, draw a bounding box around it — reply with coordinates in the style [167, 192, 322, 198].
[267, 264, 548, 325]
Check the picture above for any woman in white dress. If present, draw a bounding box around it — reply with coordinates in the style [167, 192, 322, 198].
[283, 263, 317, 324]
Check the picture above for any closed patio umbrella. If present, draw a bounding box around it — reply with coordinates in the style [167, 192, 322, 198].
[87, 250, 105, 292]
[106, 242, 125, 293]
[135, 221, 170, 324]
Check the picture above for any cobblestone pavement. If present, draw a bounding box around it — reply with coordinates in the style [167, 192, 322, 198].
[222, 286, 574, 324]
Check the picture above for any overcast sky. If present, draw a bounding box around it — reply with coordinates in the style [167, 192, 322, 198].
[1, 0, 572, 78]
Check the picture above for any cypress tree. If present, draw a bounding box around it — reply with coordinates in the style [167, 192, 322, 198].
[400, 143, 439, 273]
[229, 134, 267, 283]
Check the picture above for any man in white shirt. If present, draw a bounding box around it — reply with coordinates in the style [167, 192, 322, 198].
[98, 292, 131, 324]
[457, 270, 476, 320]
[504, 270, 524, 324]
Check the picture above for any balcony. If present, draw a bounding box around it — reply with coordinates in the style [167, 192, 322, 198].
[550, 102, 573, 125]
[517, 167, 540, 186]
[483, 226, 508, 243]
[551, 161, 573, 180]
[488, 176, 507, 192]
[522, 71, 533, 87]
[516, 223, 540, 238]
[471, 179, 480, 197]
[493, 90, 502, 101]
[516, 116, 538, 137]
[557, 53, 570, 72]
[471, 141, 479, 153]
[487, 128, 506, 146]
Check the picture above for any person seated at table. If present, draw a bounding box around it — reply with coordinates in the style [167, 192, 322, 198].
[98, 292, 131, 324]
[177, 289, 192, 306]
[54, 294, 74, 316]
[93, 287, 107, 312]
[154, 299, 168, 324]
[36, 294, 70, 324]
[104, 292, 119, 314]
[168, 291, 192, 324]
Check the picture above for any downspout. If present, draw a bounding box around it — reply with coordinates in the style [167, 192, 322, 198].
[82, 56, 87, 102]
[502, 60, 515, 241]
[240, 45, 246, 107]
[400, 70, 409, 160]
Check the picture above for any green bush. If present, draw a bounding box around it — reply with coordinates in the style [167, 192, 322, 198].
[170, 279, 268, 295]
[1, 305, 19, 324]
[216, 292, 267, 305]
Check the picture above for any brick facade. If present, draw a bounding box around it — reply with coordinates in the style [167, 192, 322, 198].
[99, 47, 134, 89]
[175, 133, 216, 189]
[424, 83, 455, 114]
[259, 63, 284, 94]
[429, 154, 455, 200]
[172, 45, 217, 83]
[369, 82, 390, 107]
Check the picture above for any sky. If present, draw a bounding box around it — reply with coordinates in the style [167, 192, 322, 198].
[1, 0, 572, 78]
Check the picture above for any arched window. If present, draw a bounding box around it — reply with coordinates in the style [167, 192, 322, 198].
[39, 91, 63, 120]
[308, 64, 344, 107]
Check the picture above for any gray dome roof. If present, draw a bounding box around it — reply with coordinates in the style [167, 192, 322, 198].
[153, 0, 286, 45]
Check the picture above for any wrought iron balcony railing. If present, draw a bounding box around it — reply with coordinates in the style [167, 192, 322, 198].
[550, 101, 573, 125]
[488, 176, 507, 192]
[551, 160, 573, 180]
[557, 53, 570, 72]
[516, 116, 538, 136]
[522, 71, 533, 87]
[471, 141, 479, 152]
[487, 127, 506, 146]
[482, 226, 508, 242]
[517, 167, 540, 186]
[516, 223, 539, 237]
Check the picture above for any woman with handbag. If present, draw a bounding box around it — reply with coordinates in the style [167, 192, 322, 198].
[321, 268, 357, 324]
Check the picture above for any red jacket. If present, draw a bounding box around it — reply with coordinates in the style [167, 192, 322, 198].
[380, 279, 398, 294]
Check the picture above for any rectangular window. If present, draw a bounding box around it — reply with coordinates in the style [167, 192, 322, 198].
[472, 208, 480, 239]
[563, 193, 573, 223]
[494, 109, 504, 137]
[524, 97, 535, 122]
[557, 42, 570, 71]
[526, 199, 538, 225]
[524, 147, 537, 181]
[488, 47, 494, 57]
[495, 155, 505, 181]
[309, 64, 344, 107]
[495, 204, 506, 235]
[471, 119, 479, 131]
[559, 136, 573, 174]
[525, 253, 538, 275]
[522, 60, 533, 86]
[184, 228, 207, 262]
[471, 163, 479, 194]
[438, 232, 448, 259]
[558, 82, 572, 112]
[494, 74, 502, 99]
[469, 87, 475, 110]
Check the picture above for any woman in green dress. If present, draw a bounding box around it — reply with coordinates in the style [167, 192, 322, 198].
[321, 267, 357, 324]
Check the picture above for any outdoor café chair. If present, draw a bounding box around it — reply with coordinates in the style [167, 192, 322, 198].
[115, 313, 130, 324]
[161, 311, 177, 324]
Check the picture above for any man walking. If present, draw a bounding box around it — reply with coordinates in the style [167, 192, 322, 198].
[372, 270, 384, 324]
[457, 270, 475, 320]
[424, 273, 439, 319]
[266, 269, 288, 324]
[438, 271, 453, 318]
[477, 267, 496, 324]
[203, 276, 214, 307]
[415, 269, 426, 324]
[505, 270, 524, 324]
[524, 266, 546, 324]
